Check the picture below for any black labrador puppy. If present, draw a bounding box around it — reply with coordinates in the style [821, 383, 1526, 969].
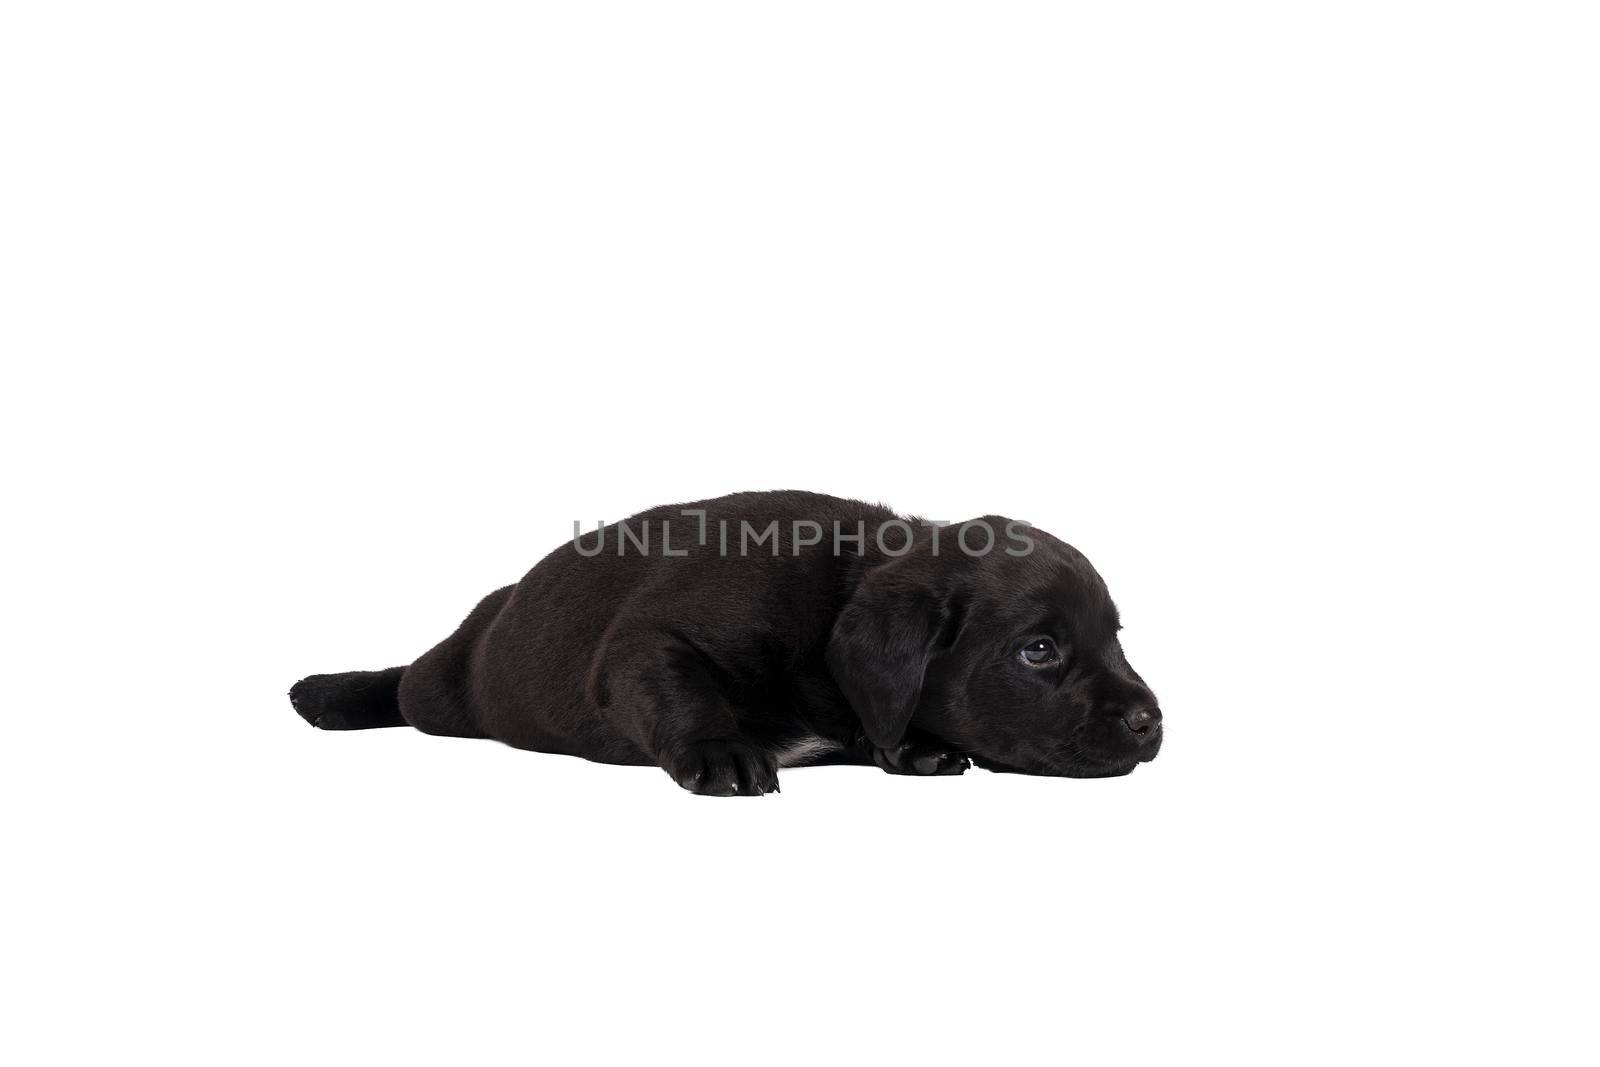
[291, 490, 1162, 794]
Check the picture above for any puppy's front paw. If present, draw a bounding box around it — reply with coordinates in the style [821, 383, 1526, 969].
[663, 739, 779, 796]
[872, 740, 970, 776]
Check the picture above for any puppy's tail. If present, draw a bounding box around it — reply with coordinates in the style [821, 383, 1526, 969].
[289, 667, 407, 730]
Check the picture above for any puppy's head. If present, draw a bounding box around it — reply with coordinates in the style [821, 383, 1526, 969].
[827, 519, 1162, 777]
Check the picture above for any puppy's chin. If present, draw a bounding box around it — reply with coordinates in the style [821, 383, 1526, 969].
[969, 753, 1142, 778]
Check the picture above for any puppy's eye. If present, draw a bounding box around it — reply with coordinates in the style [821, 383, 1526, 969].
[1019, 638, 1061, 667]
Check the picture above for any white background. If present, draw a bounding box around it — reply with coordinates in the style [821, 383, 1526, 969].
[3, 2, 1596, 1063]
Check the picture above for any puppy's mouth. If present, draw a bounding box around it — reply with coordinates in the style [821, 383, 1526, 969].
[970, 728, 1160, 778]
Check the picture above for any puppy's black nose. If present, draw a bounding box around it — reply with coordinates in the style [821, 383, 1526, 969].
[1123, 706, 1162, 738]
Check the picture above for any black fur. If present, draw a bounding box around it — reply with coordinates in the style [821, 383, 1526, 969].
[291, 491, 1162, 794]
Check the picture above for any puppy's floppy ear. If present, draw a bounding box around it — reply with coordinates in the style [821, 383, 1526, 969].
[826, 555, 956, 749]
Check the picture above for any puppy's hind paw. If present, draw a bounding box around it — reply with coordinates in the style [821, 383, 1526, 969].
[663, 739, 780, 797]
[872, 740, 970, 776]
